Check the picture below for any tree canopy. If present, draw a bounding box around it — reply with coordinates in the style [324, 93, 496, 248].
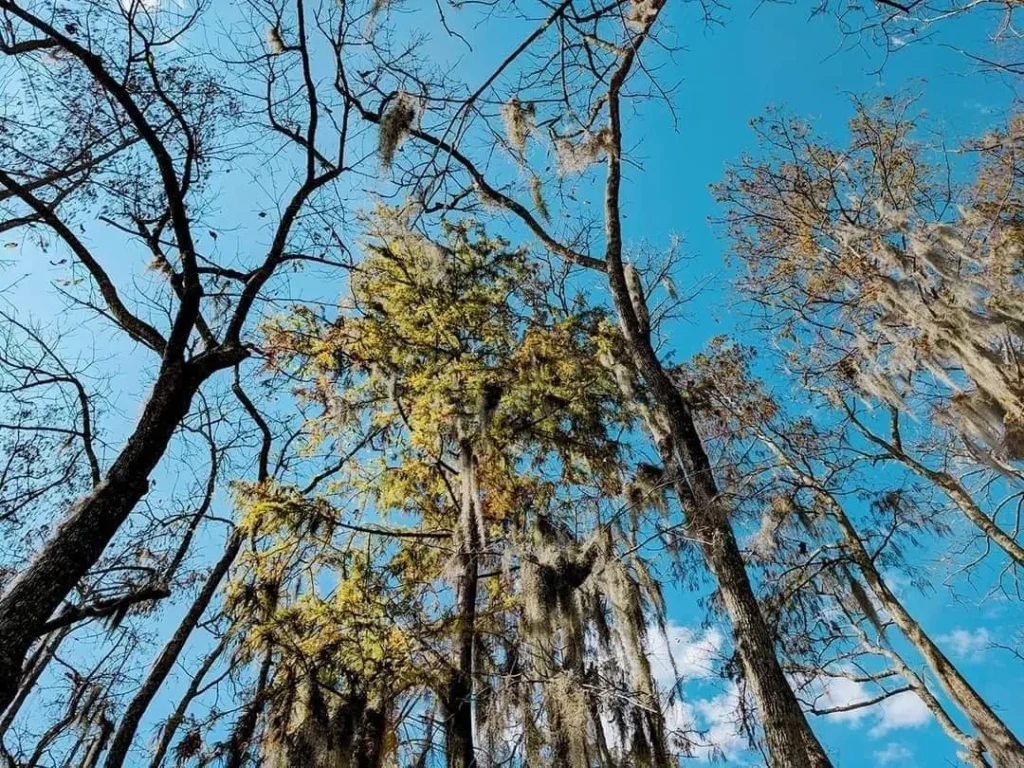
[0, 0, 1021, 767]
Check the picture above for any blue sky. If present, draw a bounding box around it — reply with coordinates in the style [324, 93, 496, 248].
[3, 0, 1022, 765]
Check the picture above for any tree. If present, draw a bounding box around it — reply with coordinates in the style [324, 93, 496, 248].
[232, 214, 681, 765]
[674, 339, 1024, 766]
[0, 0, 374, 711]
[353, 4, 832, 763]
[715, 101, 1024, 579]
[2, 0, 1020, 763]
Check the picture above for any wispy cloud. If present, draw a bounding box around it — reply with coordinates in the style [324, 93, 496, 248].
[874, 742, 913, 765]
[647, 622, 724, 688]
[648, 623, 748, 762]
[662, 683, 748, 763]
[938, 627, 991, 660]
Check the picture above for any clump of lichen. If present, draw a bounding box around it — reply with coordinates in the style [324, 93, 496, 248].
[528, 174, 549, 221]
[266, 25, 285, 54]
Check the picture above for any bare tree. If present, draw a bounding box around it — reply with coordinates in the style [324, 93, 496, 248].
[667, 340, 1024, 765]
[0, 0, 375, 710]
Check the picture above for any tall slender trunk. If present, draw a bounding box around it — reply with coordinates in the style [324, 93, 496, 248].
[857, 425, 1024, 566]
[221, 650, 274, 768]
[0, 361, 202, 713]
[103, 532, 243, 768]
[446, 441, 478, 768]
[603, 266, 830, 767]
[758, 430, 1024, 767]
[622, 370, 831, 767]
[870, 639, 990, 768]
[836, 515, 1024, 767]
[0, 626, 71, 740]
[147, 636, 229, 768]
[352, 694, 387, 768]
[0, 343, 245, 715]
[59, 724, 90, 768]
[699, 509, 831, 767]
[80, 716, 113, 768]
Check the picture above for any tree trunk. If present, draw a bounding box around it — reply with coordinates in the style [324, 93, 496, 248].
[352, 696, 387, 768]
[0, 344, 247, 716]
[602, 258, 831, 767]
[874, 644, 990, 768]
[445, 441, 478, 768]
[858, 428, 1024, 567]
[103, 531, 241, 768]
[627, 375, 831, 767]
[147, 636, 229, 768]
[758, 429, 1024, 768]
[58, 724, 90, 768]
[221, 649, 273, 768]
[834, 513, 1024, 767]
[0, 626, 71, 740]
[80, 716, 113, 768]
[0, 361, 204, 713]
[698, 509, 831, 767]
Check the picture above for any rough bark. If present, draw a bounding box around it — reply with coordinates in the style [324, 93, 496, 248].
[606, 229, 831, 768]
[445, 441, 478, 768]
[351, 697, 387, 768]
[0, 348, 243, 715]
[603, 189, 830, 768]
[594, 30, 831, 768]
[697, 502, 831, 768]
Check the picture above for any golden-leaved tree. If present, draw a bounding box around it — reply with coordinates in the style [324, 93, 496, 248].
[227, 211, 685, 767]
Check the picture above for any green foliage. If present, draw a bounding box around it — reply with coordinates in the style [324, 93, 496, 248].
[231, 209, 676, 766]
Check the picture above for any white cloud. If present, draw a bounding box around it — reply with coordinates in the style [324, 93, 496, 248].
[662, 683, 747, 763]
[938, 627, 991, 660]
[874, 742, 913, 765]
[647, 623, 723, 690]
[694, 684, 747, 760]
[816, 676, 874, 725]
[868, 690, 931, 737]
[647, 624, 748, 762]
[810, 675, 930, 737]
